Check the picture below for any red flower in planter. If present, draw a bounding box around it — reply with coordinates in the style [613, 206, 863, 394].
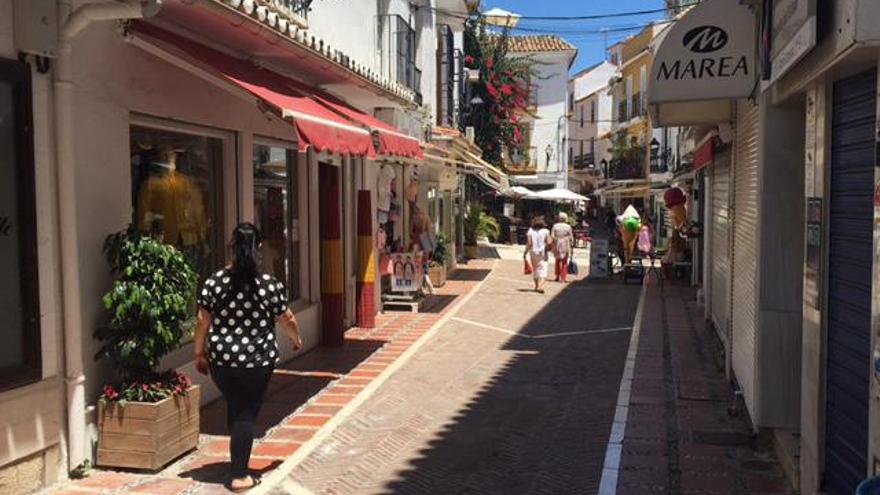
[464, 55, 475, 66]
[485, 58, 494, 69]
[103, 385, 118, 401]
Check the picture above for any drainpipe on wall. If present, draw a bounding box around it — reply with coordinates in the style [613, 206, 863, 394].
[55, 0, 162, 472]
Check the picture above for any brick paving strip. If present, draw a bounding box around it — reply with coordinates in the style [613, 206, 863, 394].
[50, 260, 496, 495]
[614, 278, 796, 495]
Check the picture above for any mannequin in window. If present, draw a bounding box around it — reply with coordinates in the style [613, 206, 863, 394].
[136, 145, 208, 251]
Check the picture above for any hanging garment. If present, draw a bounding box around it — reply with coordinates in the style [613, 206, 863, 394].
[137, 170, 208, 246]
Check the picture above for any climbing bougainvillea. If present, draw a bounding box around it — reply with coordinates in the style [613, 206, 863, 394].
[463, 16, 536, 167]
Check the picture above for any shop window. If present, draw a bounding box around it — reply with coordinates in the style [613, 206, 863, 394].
[130, 125, 225, 279]
[0, 59, 41, 391]
[253, 142, 301, 302]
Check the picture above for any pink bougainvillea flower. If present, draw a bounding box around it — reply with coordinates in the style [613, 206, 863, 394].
[485, 58, 494, 69]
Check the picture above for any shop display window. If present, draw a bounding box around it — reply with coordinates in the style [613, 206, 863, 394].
[253, 142, 300, 302]
[0, 59, 40, 391]
[130, 125, 225, 279]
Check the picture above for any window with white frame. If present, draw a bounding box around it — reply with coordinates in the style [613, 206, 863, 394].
[130, 123, 228, 279]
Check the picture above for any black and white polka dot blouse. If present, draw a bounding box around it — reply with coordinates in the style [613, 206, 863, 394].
[197, 269, 288, 368]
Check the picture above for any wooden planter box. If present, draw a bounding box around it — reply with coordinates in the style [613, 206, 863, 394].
[97, 385, 200, 471]
[464, 245, 480, 259]
[428, 264, 447, 287]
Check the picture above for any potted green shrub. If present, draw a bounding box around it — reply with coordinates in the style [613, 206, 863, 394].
[428, 232, 449, 287]
[95, 227, 200, 471]
[463, 204, 500, 259]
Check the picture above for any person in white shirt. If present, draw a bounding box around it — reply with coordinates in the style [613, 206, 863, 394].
[551, 212, 574, 283]
[524, 215, 551, 293]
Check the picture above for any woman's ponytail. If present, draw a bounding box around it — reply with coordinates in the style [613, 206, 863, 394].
[229, 223, 262, 295]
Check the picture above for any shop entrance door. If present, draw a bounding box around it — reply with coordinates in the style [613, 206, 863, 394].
[319, 162, 344, 346]
[824, 68, 876, 494]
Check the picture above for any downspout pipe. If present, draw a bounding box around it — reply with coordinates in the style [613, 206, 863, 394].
[55, 0, 162, 472]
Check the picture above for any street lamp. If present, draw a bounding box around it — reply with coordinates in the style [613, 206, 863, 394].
[650, 137, 660, 171]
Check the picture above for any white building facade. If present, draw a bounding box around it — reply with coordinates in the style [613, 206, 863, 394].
[567, 61, 617, 193]
[504, 35, 576, 190]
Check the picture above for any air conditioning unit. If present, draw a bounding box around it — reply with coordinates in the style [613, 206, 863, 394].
[13, 0, 58, 57]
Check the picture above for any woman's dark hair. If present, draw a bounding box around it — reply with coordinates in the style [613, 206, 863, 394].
[531, 215, 546, 230]
[229, 222, 263, 295]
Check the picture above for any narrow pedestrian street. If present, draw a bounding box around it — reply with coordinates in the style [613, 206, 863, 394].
[272, 255, 639, 494]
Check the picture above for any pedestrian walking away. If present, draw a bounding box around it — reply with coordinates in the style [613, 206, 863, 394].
[524, 215, 551, 293]
[193, 223, 303, 493]
[551, 212, 574, 283]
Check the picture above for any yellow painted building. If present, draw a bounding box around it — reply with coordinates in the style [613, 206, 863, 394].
[603, 23, 669, 206]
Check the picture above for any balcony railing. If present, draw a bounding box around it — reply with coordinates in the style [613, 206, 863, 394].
[505, 146, 538, 174]
[617, 100, 627, 123]
[572, 153, 595, 170]
[275, 0, 311, 20]
[650, 147, 674, 173]
[608, 156, 646, 180]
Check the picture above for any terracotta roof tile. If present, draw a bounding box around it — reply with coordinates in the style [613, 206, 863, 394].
[507, 35, 577, 53]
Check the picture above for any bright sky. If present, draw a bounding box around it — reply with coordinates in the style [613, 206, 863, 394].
[483, 0, 667, 74]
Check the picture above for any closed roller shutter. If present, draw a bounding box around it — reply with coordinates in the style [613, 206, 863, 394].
[710, 145, 732, 345]
[824, 68, 876, 495]
[731, 100, 760, 416]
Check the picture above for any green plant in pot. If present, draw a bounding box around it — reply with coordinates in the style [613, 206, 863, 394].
[428, 232, 450, 287]
[94, 227, 201, 470]
[463, 205, 500, 258]
[430, 232, 449, 267]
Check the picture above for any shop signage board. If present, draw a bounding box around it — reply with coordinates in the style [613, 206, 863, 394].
[390, 252, 423, 292]
[590, 237, 610, 279]
[649, 0, 756, 105]
[767, 0, 816, 84]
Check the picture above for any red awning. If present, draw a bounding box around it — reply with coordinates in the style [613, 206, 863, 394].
[130, 23, 375, 157]
[312, 94, 424, 159]
[694, 139, 714, 171]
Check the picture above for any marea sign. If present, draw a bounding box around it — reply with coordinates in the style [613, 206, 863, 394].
[657, 25, 749, 81]
[649, 0, 756, 106]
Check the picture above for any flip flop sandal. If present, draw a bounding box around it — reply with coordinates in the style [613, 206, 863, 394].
[227, 476, 262, 493]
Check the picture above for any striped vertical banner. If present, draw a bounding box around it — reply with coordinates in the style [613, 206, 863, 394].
[320, 164, 345, 347]
[356, 190, 377, 328]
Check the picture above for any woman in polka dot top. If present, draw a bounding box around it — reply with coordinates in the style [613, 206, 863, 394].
[193, 223, 302, 492]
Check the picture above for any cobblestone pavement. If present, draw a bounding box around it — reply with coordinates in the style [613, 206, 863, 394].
[614, 279, 796, 495]
[50, 261, 494, 495]
[272, 259, 641, 495]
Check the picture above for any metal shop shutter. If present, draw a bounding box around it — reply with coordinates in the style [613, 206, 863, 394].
[731, 100, 760, 417]
[710, 145, 732, 346]
[824, 68, 876, 495]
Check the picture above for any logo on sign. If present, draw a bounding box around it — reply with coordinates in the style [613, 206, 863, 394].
[683, 26, 728, 53]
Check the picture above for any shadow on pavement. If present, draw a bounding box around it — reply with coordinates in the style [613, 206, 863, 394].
[200, 339, 385, 437]
[178, 459, 282, 484]
[448, 269, 492, 281]
[379, 269, 642, 494]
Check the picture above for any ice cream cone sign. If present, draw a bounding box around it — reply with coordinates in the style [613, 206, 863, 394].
[664, 188, 688, 229]
[618, 206, 641, 262]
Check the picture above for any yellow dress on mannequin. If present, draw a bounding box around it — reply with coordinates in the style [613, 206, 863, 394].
[136, 148, 208, 248]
